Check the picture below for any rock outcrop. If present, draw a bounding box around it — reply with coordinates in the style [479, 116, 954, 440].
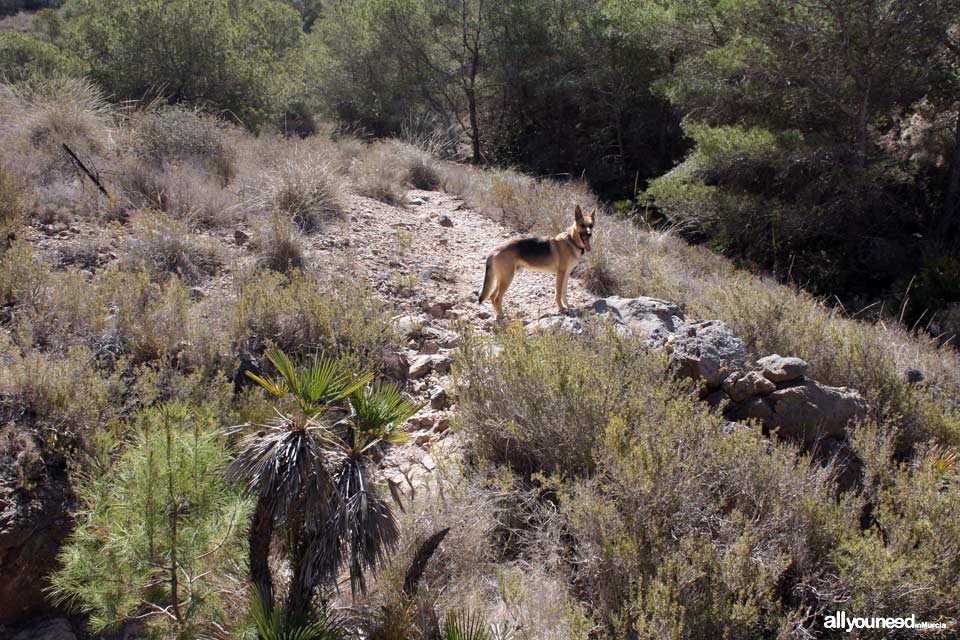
[526, 297, 869, 452]
[0, 473, 73, 625]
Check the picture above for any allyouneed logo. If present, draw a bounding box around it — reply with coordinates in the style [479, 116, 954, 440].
[824, 611, 948, 632]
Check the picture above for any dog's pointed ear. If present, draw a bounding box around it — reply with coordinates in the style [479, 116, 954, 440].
[574, 205, 583, 221]
[590, 207, 598, 223]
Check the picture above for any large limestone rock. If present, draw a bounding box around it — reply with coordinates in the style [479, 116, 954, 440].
[669, 320, 747, 388]
[766, 379, 868, 444]
[525, 314, 588, 335]
[757, 354, 809, 383]
[591, 296, 685, 347]
[727, 379, 868, 445]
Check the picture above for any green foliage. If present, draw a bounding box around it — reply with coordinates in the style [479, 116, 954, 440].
[442, 611, 494, 640]
[49, 402, 250, 636]
[0, 32, 84, 81]
[62, 0, 304, 127]
[247, 348, 373, 419]
[0, 164, 25, 230]
[230, 349, 411, 618]
[454, 323, 867, 637]
[248, 588, 346, 640]
[455, 322, 669, 476]
[230, 269, 399, 369]
[347, 383, 419, 455]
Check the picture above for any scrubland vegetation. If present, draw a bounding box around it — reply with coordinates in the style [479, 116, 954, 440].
[2, 1, 960, 639]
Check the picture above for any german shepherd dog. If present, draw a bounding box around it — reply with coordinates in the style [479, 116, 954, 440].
[479, 205, 595, 317]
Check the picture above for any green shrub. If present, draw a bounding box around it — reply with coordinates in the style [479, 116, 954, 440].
[0, 164, 25, 229]
[63, 0, 304, 127]
[455, 322, 678, 477]
[0, 239, 47, 307]
[50, 402, 250, 636]
[230, 269, 399, 370]
[0, 345, 126, 454]
[0, 32, 84, 82]
[455, 321, 860, 637]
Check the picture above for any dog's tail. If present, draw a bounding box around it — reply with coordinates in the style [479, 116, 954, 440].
[479, 255, 494, 303]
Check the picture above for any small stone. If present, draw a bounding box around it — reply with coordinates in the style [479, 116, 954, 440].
[903, 367, 924, 384]
[393, 314, 426, 338]
[423, 341, 441, 355]
[757, 354, 809, 383]
[414, 432, 432, 446]
[234, 229, 250, 245]
[423, 300, 455, 319]
[438, 215, 454, 227]
[722, 370, 777, 403]
[433, 415, 451, 433]
[429, 387, 449, 410]
[420, 453, 436, 471]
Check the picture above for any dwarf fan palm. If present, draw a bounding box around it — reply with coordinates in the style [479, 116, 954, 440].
[312, 382, 422, 596]
[227, 349, 373, 618]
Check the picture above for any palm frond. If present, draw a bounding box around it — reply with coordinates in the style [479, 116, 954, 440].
[443, 611, 494, 640]
[226, 423, 338, 523]
[308, 459, 400, 596]
[249, 587, 346, 640]
[252, 348, 374, 416]
[348, 383, 423, 453]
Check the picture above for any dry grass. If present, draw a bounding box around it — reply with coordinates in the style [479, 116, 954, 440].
[252, 217, 307, 273]
[122, 210, 222, 284]
[257, 153, 347, 232]
[0, 164, 26, 230]
[352, 142, 409, 205]
[440, 163, 596, 233]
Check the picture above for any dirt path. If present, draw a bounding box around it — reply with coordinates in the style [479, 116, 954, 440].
[316, 189, 593, 333]
[301, 188, 595, 489]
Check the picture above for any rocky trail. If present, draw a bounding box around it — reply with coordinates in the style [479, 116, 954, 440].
[300, 189, 595, 494]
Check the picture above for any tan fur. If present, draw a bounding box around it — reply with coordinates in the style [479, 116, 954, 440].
[479, 205, 596, 317]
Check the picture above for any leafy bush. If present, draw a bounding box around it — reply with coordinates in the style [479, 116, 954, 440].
[50, 402, 250, 636]
[455, 322, 861, 637]
[0, 344, 126, 454]
[229, 269, 399, 370]
[63, 0, 305, 127]
[455, 323, 669, 476]
[128, 105, 238, 184]
[0, 32, 84, 81]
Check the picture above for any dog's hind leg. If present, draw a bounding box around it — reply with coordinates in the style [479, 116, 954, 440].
[492, 265, 516, 318]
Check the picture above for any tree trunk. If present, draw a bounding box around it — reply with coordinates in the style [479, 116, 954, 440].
[284, 505, 313, 623]
[249, 500, 275, 613]
[468, 87, 481, 163]
[939, 108, 960, 239]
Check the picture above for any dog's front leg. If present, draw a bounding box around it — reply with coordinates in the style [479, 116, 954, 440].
[555, 271, 567, 313]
